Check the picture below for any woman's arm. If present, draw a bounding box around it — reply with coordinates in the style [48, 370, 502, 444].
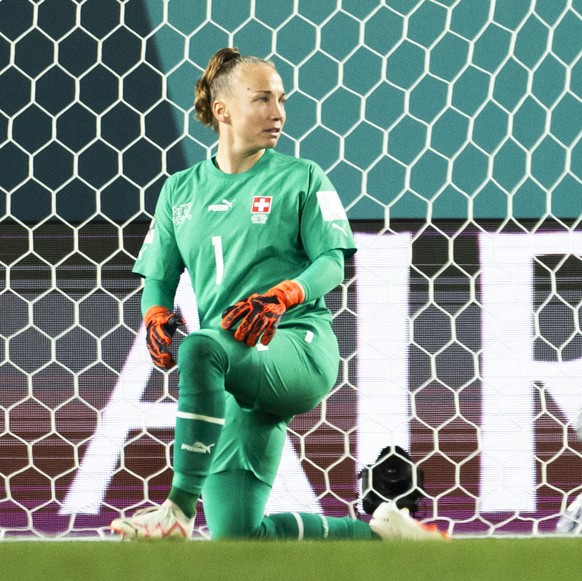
[293, 248, 345, 302]
[141, 277, 180, 316]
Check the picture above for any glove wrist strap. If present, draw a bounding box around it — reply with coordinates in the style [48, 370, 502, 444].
[268, 280, 305, 308]
[145, 305, 172, 324]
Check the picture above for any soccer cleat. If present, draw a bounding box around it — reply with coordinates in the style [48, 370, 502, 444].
[110, 501, 194, 539]
[370, 501, 449, 541]
[556, 493, 582, 534]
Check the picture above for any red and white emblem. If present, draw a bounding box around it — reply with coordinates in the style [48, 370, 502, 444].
[251, 196, 272, 214]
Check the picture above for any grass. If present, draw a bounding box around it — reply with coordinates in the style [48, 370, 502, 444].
[0, 537, 581, 581]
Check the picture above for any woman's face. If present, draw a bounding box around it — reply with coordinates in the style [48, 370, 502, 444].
[218, 63, 287, 153]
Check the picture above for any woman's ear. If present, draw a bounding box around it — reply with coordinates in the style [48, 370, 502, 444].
[213, 99, 229, 124]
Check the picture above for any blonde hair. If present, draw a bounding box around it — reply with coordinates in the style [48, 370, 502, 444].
[194, 47, 275, 131]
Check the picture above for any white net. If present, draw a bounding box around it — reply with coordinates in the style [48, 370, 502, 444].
[1, 0, 581, 538]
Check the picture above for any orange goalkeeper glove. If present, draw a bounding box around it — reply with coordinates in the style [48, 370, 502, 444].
[144, 306, 185, 369]
[221, 280, 305, 347]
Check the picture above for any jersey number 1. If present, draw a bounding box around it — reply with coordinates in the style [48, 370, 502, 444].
[212, 236, 224, 284]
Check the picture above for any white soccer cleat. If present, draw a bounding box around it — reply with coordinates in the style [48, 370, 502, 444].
[110, 501, 194, 540]
[370, 501, 449, 541]
[556, 493, 582, 535]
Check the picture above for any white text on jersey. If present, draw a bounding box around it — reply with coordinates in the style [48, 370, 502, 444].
[208, 199, 234, 212]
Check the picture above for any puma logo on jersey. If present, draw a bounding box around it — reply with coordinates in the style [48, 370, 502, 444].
[332, 223, 349, 236]
[208, 199, 234, 212]
[181, 442, 215, 454]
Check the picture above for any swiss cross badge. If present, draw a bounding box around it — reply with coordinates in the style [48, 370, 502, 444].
[251, 196, 272, 224]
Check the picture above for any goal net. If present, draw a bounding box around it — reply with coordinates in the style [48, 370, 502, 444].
[1, 0, 581, 538]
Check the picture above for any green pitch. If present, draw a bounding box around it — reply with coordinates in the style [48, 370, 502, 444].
[0, 538, 580, 581]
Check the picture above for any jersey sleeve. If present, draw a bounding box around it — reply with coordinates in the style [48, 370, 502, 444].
[300, 162, 357, 262]
[132, 177, 185, 283]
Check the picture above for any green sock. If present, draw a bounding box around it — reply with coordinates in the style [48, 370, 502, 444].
[172, 414, 224, 497]
[168, 486, 199, 520]
[171, 334, 227, 501]
[262, 512, 376, 540]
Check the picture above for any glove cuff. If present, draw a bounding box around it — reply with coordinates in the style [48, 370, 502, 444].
[144, 305, 173, 324]
[267, 280, 305, 308]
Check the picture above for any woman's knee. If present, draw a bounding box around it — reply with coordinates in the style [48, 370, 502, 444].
[179, 331, 227, 365]
[177, 332, 230, 388]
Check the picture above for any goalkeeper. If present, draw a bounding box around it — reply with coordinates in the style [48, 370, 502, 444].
[111, 47, 445, 542]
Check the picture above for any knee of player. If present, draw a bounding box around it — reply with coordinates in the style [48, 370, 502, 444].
[178, 331, 229, 370]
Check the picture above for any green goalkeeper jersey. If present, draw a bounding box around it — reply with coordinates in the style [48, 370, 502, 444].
[133, 148, 357, 329]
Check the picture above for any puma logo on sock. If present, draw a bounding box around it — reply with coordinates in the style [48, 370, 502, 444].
[181, 442, 216, 454]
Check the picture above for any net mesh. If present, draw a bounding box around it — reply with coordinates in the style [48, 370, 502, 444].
[0, 0, 581, 538]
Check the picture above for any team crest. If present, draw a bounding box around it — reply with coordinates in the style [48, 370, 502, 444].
[251, 196, 272, 224]
[172, 203, 193, 225]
